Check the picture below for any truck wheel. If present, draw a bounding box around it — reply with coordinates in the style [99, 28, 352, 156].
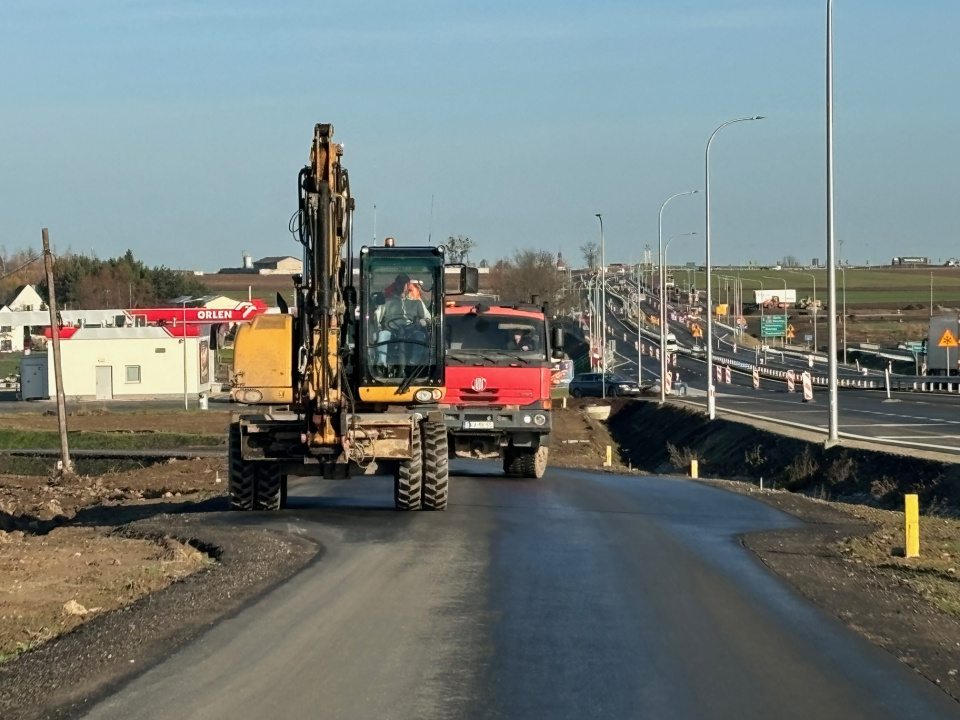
[256, 464, 283, 511]
[421, 421, 449, 511]
[520, 447, 549, 479]
[395, 424, 423, 510]
[502, 449, 522, 477]
[228, 423, 255, 511]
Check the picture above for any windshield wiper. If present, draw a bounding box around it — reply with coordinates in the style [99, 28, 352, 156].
[396, 361, 429, 395]
[447, 350, 500, 364]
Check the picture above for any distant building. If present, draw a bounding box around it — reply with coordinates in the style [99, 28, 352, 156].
[253, 256, 302, 275]
[0, 285, 44, 353]
[218, 252, 303, 276]
[892, 256, 929, 266]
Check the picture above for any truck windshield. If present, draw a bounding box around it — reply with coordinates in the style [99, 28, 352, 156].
[446, 313, 546, 361]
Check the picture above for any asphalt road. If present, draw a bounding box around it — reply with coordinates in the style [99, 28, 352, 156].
[595, 285, 960, 451]
[81, 462, 959, 719]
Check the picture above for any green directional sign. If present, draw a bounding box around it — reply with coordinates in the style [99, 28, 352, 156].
[760, 315, 787, 338]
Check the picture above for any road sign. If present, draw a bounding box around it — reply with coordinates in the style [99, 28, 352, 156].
[939, 329, 959, 348]
[804, 334, 813, 342]
[802, 371, 813, 401]
[760, 315, 787, 338]
[724, 366, 731, 384]
[787, 329, 795, 340]
[752, 367, 759, 389]
[692, 324, 703, 338]
[786, 369, 796, 392]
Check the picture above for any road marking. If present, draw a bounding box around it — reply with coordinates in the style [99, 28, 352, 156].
[876, 435, 960, 441]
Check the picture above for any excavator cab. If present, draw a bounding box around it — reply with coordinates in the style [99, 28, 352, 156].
[355, 246, 445, 402]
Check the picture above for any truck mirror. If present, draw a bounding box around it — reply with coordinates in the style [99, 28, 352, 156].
[551, 326, 565, 359]
[461, 267, 479, 294]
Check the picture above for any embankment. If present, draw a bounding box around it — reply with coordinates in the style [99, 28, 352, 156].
[602, 400, 960, 511]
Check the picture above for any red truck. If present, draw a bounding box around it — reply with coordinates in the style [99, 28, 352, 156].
[442, 300, 564, 478]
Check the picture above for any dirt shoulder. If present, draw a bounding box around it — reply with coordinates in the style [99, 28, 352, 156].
[0, 411, 232, 436]
[0, 458, 319, 720]
[707, 481, 960, 702]
[0, 511, 318, 720]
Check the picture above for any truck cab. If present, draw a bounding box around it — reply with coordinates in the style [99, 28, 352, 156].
[442, 301, 563, 478]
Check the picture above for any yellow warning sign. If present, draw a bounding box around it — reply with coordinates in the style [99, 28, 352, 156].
[788, 324, 796, 332]
[787, 329, 795, 339]
[939, 329, 959, 348]
[692, 324, 703, 338]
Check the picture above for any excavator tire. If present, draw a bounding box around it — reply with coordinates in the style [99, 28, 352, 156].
[256, 464, 284, 511]
[421, 421, 449, 511]
[395, 425, 423, 510]
[228, 423, 256, 511]
[519, 447, 549, 479]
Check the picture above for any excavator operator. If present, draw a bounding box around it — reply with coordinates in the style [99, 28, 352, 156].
[373, 275, 431, 370]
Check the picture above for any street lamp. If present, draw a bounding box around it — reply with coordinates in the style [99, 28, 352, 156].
[786, 269, 818, 350]
[705, 115, 765, 420]
[596, 213, 606, 398]
[840, 264, 847, 365]
[762, 276, 789, 347]
[826, 0, 839, 442]
[658, 190, 699, 404]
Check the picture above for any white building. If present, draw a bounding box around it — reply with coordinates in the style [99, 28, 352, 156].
[1, 285, 45, 353]
[37, 327, 213, 401]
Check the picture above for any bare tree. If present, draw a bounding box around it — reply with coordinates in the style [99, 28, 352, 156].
[781, 255, 800, 267]
[446, 235, 475, 264]
[580, 241, 600, 270]
[489, 249, 575, 315]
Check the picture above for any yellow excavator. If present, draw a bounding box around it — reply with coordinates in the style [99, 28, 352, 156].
[229, 123, 475, 511]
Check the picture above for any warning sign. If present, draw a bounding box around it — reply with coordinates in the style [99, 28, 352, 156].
[939, 329, 959, 348]
[692, 324, 703, 339]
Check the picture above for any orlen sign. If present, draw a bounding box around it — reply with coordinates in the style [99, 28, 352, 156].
[134, 300, 267, 325]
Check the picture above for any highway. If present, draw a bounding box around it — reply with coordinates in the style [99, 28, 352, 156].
[590, 279, 960, 452]
[80, 463, 959, 719]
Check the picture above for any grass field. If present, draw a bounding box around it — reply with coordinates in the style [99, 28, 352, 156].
[668, 267, 960, 309]
[0, 428, 224, 450]
[0, 353, 22, 379]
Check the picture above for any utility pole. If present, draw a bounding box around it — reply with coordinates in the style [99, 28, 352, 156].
[41, 228, 72, 475]
[826, 0, 839, 442]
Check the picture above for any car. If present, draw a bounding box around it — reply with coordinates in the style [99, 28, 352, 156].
[568, 373, 641, 398]
[690, 344, 705, 357]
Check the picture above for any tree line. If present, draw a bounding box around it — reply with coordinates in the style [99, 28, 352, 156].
[0, 247, 207, 310]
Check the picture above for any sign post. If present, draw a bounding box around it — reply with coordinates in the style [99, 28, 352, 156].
[41, 229, 72, 476]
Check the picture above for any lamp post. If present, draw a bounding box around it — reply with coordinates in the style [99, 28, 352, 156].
[658, 191, 699, 404]
[763, 276, 789, 346]
[705, 115, 765, 420]
[840, 264, 847, 365]
[825, 0, 839, 442]
[596, 213, 606, 397]
[787, 270, 818, 350]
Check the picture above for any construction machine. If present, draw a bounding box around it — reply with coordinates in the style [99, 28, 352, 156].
[229, 123, 473, 511]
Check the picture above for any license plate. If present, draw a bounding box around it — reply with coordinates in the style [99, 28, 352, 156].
[463, 421, 494, 430]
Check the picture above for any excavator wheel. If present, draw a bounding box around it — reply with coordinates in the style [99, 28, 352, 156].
[519, 447, 549, 479]
[256, 464, 284, 511]
[228, 423, 256, 511]
[421, 421, 449, 511]
[395, 424, 423, 510]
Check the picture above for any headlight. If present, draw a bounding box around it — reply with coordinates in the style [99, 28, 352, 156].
[239, 389, 262, 404]
[431, 388, 443, 400]
[522, 415, 532, 424]
[534, 414, 546, 426]
[414, 389, 433, 403]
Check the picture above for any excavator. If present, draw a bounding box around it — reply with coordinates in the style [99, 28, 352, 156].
[228, 123, 474, 511]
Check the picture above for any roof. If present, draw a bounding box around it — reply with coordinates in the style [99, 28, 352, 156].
[3, 285, 34, 307]
[254, 256, 299, 264]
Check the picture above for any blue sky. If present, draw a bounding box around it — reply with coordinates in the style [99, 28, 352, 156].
[1, 1, 957, 270]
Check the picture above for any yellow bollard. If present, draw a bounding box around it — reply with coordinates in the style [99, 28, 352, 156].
[690, 460, 698, 479]
[905, 494, 920, 558]
[604, 445, 612, 467]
